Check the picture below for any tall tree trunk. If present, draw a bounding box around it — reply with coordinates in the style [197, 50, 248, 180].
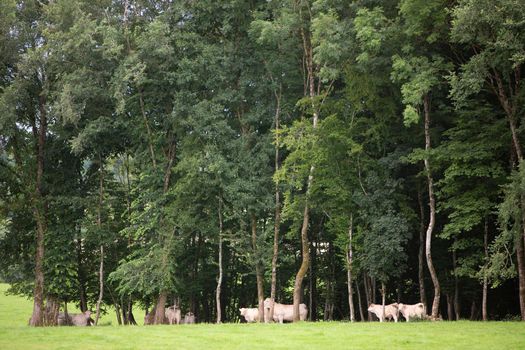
[363, 273, 372, 321]
[380, 282, 386, 323]
[76, 238, 87, 312]
[446, 294, 453, 321]
[417, 184, 428, 310]
[293, 7, 320, 321]
[95, 245, 104, 325]
[29, 95, 47, 327]
[482, 217, 489, 321]
[269, 83, 282, 323]
[216, 197, 224, 324]
[516, 233, 525, 319]
[308, 237, 317, 321]
[356, 280, 365, 322]
[95, 156, 104, 326]
[153, 292, 167, 324]
[346, 215, 355, 322]
[491, 69, 525, 320]
[251, 215, 265, 323]
[453, 246, 460, 320]
[423, 94, 441, 320]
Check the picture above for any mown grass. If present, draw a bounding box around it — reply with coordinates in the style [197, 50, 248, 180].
[1, 284, 524, 350]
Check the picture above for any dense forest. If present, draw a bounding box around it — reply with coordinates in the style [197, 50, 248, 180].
[1, 0, 524, 326]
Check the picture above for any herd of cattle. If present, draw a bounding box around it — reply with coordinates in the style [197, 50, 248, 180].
[51, 299, 426, 326]
[240, 299, 426, 323]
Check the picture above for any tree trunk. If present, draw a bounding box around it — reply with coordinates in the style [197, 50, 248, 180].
[293, 9, 321, 322]
[153, 292, 167, 324]
[346, 215, 355, 322]
[76, 239, 87, 313]
[482, 217, 489, 321]
[95, 245, 104, 325]
[29, 95, 47, 327]
[293, 201, 311, 321]
[308, 237, 317, 321]
[470, 300, 477, 320]
[516, 232, 525, 319]
[269, 83, 282, 323]
[95, 156, 105, 326]
[251, 215, 265, 323]
[492, 70, 525, 320]
[380, 282, 386, 323]
[356, 280, 365, 322]
[446, 294, 453, 321]
[417, 184, 428, 310]
[453, 247, 460, 320]
[363, 273, 372, 321]
[44, 296, 59, 326]
[216, 197, 224, 324]
[423, 94, 441, 320]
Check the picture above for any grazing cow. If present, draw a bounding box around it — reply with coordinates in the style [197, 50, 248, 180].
[165, 306, 182, 325]
[183, 312, 195, 324]
[58, 311, 94, 326]
[367, 303, 399, 322]
[398, 303, 426, 322]
[239, 308, 259, 323]
[263, 298, 308, 323]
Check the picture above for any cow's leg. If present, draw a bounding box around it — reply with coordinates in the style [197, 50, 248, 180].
[279, 315, 284, 324]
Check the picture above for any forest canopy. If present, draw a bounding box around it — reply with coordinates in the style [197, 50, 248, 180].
[1, 0, 525, 326]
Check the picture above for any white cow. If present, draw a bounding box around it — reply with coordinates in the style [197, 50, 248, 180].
[239, 308, 259, 323]
[183, 312, 195, 324]
[58, 311, 94, 326]
[367, 303, 399, 322]
[398, 303, 426, 322]
[263, 298, 308, 323]
[165, 306, 182, 325]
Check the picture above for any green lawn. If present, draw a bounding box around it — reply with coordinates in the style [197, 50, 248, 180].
[1, 284, 524, 350]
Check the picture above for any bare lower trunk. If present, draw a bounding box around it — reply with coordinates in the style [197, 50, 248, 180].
[453, 247, 460, 320]
[153, 292, 167, 324]
[76, 239, 87, 312]
[269, 178, 280, 323]
[216, 198, 224, 324]
[95, 245, 104, 325]
[380, 282, 386, 323]
[29, 95, 47, 327]
[95, 158, 105, 326]
[251, 215, 265, 323]
[356, 280, 365, 321]
[293, 200, 311, 321]
[269, 83, 282, 323]
[470, 300, 477, 320]
[44, 296, 59, 326]
[417, 184, 427, 309]
[446, 294, 453, 321]
[364, 273, 372, 321]
[516, 231, 525, 320]
[346, 216, 355, 322]
[423, 94, 441, 320]
[482, 218, 488, 321]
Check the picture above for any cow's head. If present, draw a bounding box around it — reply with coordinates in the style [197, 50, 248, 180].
[367, 303, 375, 312]
[239, 308, 246, 316]
[263, 298, 272, 309]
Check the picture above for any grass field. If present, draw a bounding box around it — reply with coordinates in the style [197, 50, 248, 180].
[1, 284, 524, 350]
